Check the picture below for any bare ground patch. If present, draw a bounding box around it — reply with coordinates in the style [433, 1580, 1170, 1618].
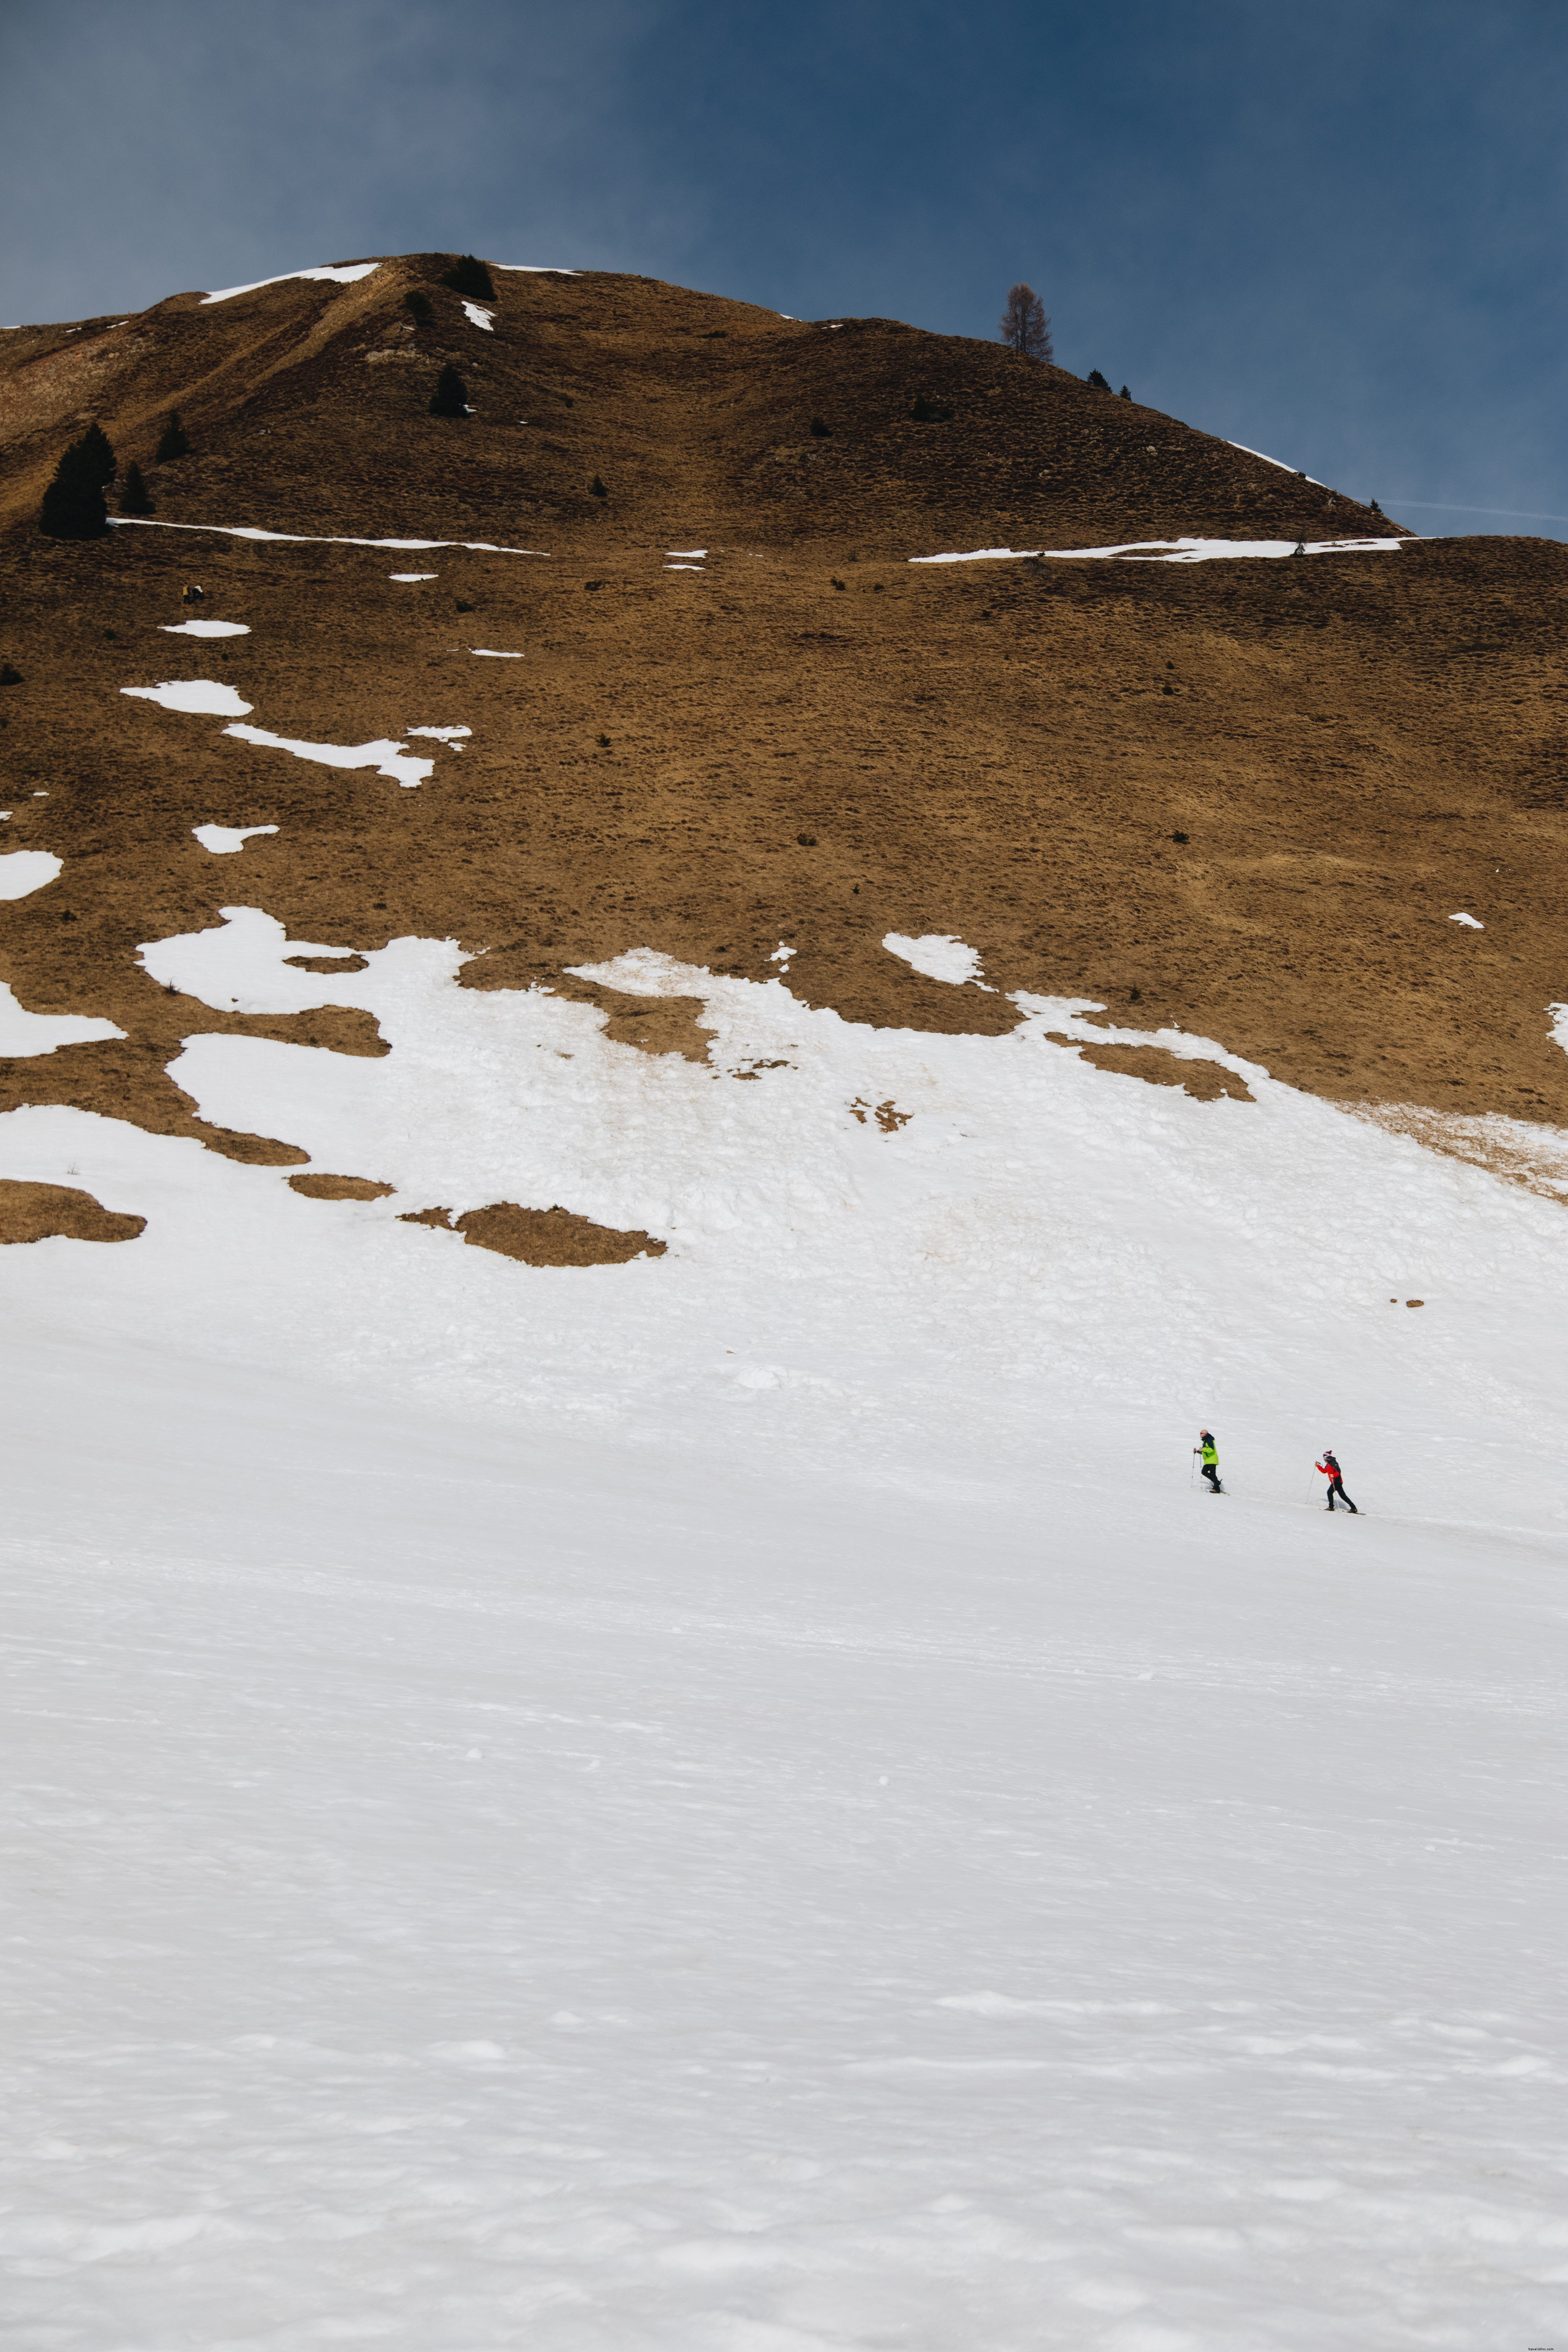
[398, 1201, 667, 1264]
[287, 1172, 395, 1200]
[0, 1179, 145, 1244]
[1048, 1036, 1254, 1101]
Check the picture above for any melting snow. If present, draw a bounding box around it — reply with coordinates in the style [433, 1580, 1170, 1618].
[1226, 440, 1325, 484]
[406, 727, 470, 747]
[161, 619, 251, 638]
[494, 264, 578, 275]
[469, 648, 522, 659]
[121, 679, 254, 717]
[0, 980, 122, 1052]
[461, 302, 494, 332]
[912, 538, 1405, 566]
[3, 915, 1568, 2346]
[668, 548, 708, 558]
[112, 520, 547, 556]
[201, 262, 380, 304]
[884, 931, 986, 986]
[223, 724, 434, 790]
[389, 572, 438, 581]
[664, 563, 705, 571]
[193, 824, 279, 855]
[1451, 912, 1484, 929]
[0, 851, 63, 901]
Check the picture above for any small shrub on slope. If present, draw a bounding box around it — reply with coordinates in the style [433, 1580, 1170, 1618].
[39, 426, 117, 539]
[405, 289, 433, 322]
[441, 255, 495, 300]
[590, 474, 608, 498]
[119, 461, 154, 516]
[429, 364, 469, 418]
[1087, 369, 1111, 391]
[155, 410, 191, 461]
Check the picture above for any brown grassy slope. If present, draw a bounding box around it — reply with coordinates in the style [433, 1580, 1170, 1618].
[0, 259, 1394, 547]
[1, 260, 1566, 1158]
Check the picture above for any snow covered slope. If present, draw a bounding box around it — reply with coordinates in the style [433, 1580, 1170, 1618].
[3, 924, 1566, 2349]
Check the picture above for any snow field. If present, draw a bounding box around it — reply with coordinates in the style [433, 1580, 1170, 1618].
[1, 920, 1566, 2348]
[4, 890, 1568, 2342]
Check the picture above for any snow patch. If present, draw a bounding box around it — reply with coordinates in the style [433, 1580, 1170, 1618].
[912, 538, 1404, 567]
[201, 262, 379, 304]
[193, 825, 279, 856]
[112, 520, 547, 556]
[470, 648, 522, 659]
[0, 850, 63, 901]
[884, 931, 986, 986]
[462, 302, 495, 332]
[389, 573, 438, 582]
[1226, 440, 1324, 485]
[161, 620, 251, 638]
[406, 727, 470, 747]
[493, 265, 578, 275]
[121, 679, 254, 717]
[1450, 912, 1484, 929]
[222, 725, 434, 791]
[0, 981, 123, 1054]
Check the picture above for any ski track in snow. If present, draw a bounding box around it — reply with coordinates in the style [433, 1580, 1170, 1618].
[2, 739, 1567, 2337]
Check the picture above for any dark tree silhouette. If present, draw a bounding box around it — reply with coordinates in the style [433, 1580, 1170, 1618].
[119, 461, 154, 515]
[1087, 369, 1112, 391]
[441, 255, 495, 300]
[999, 284, 1052, 362]
[429, 364, 469, 417]
[39, 426, 117, 538]
[1119, 384, 1131, 400]
[155, 410, 191, 461]
[589, 474, 608, 498]
[405, 290, 433, 322]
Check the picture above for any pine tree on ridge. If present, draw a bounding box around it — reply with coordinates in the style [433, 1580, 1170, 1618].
[999, 284, 1052, 362]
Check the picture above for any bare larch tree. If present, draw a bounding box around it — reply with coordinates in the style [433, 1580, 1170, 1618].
[999, 284, 1053, 362]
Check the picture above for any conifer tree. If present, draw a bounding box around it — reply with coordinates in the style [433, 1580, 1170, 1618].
[1087, 369, 1111, 390]
[590, 474, 608, 498]
[405, 290, 433, 322]
[155, 410, 191, 461]
[1119, 384, 1131, 399]
[78, 421, 117, 488]
[441, 255, 495, 300]
[998, 284, 1052, 362]
[120, 461, 154, 515]
[429, 365, 469, 417]
[39, 426, 116, 538]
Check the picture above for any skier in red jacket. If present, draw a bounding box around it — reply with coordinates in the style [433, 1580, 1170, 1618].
[1316, 1449, 1357, 1512]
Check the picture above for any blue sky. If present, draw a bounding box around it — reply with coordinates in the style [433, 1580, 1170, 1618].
[4, 0, 1565, 537]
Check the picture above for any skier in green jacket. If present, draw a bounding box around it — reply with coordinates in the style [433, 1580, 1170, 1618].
[1195, 1430, 1223, 1494]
